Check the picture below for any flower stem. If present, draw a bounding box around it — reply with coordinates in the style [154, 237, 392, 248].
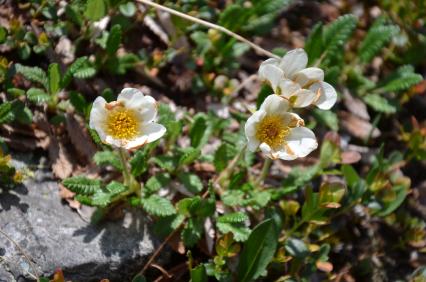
[136, 0, 279, 59]
[215, 143, 247, 188]
[256, 157, 272, 186]
[118, 148, 141, 197]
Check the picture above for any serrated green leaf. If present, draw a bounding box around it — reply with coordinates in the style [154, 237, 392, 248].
[358, 21, 399, 63]
[62, 57, 88, 87]
[190, 114, 211, 148]
[106, 24, 122, 55]
[15, 64, 48, 89]
[153, 155, 178, 172]
[62, 176, 101, 195]
[15, 105, 33, 125]
[178, 147, 201, 167]
[214, 143, 236, 171]
[178, 173, 203, 194]
[91, 191, 112, 207]
[153, 214, 185, 238]
[145, 174, 171, 193]
[237, 219, 278, 282]
[85, 0, 106, 21]
[323, 14, 357, 56]
[69, 91, 88, 114]
[88, 127, 102, 145]
[48, 63, 61, 95]
[74, 67, 96, 79]
[26, 88, 50, 104]
[93, 150, 123, 171]
[363, 94, 397, 114]
[305, 22, 324, 64]
[222, 190, 245, 207]
[6, 88, 26, 98]
[0, 102, 15, 124]
[218, 5, 247, 31]
[130, 150, 148, 177]
[106, 181, 127, 195]
[378, 72, 423, 93]
[141, 195, 176, 217]
[218, 212, 249, 223]
[65, 4, 83, 27]
[182, 217, 204, 247]
[217, 222, 250, 242]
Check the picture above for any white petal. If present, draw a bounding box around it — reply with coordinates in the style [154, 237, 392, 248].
[245, 110, 266, 137]
[258, 64, 284, 92]
[292, 67, 324, 87]
[282, 112, 304, 127]
[117, 88, 144, 104]
[89, 96, 106, 126]
[135, 96, 157, 122]
[286, 127, 318, 158]
[278, 79, 301, 98]
[142, 122, 167, 143]
[291, 89, 317, 108]
[89, 96, 108, 141]
[279, 48, 308, 77]
[124, 122, 166, 149]
[260, 94, 290, 114]
[310, 81, 337, 110]
[124, 136, 148, 150]
[247, 138, 260, 152]
[118, 88, 158, 122]
[105, 135, 125, 148]
[259, 143, 274, 158]
[260, 58, 280, 67]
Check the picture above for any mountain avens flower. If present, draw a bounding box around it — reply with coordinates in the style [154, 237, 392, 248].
[258, 48, 337, 110]
[245, 94, 318, 160]
[89, 88, 166, 150]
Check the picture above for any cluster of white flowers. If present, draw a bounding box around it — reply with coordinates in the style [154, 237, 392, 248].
[245, 48, 337, 160]
[88, 49, 335, 163]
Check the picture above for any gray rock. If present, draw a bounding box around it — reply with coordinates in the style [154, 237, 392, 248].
[0, 171, 162, 281]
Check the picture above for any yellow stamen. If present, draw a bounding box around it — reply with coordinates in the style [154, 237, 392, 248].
[105, 106, 139, 140]
[255, 115, 290, 149]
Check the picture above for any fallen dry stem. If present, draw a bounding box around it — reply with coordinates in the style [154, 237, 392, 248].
[136, 0, 279, 59]
[0, 228, 39, 280]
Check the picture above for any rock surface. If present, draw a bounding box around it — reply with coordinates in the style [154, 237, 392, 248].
[0, 169, 160, 281]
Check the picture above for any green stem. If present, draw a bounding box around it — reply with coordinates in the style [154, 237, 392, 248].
[118, 148, 131, 185]
[118, 148, 141, 197]
[216, 143, 247, 186]
[256, 157, 272, 186]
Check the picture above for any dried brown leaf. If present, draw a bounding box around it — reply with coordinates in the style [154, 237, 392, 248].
[65, 113, 97, 162]
[49, 136, 74, 179]
[340, 151, 361, 164]
[339, 111, 380, 139]
[343, 91, 370, 121]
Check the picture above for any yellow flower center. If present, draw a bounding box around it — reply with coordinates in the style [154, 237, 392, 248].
[105, 106, 139, 140]
[255, 114, 290, 149]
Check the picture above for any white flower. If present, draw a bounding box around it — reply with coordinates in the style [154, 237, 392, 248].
[258, 48, 337, 110]
[245, 94, 318, 160]
[89, 88, 166, 150]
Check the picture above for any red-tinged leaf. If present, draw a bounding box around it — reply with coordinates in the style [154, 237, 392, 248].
[51, 268, 65, 282]
[340, 151, 361, 164]
[316, 261, 333, 273]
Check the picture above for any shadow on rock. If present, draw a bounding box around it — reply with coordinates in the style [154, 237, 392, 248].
[0, 184, 29, 213]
